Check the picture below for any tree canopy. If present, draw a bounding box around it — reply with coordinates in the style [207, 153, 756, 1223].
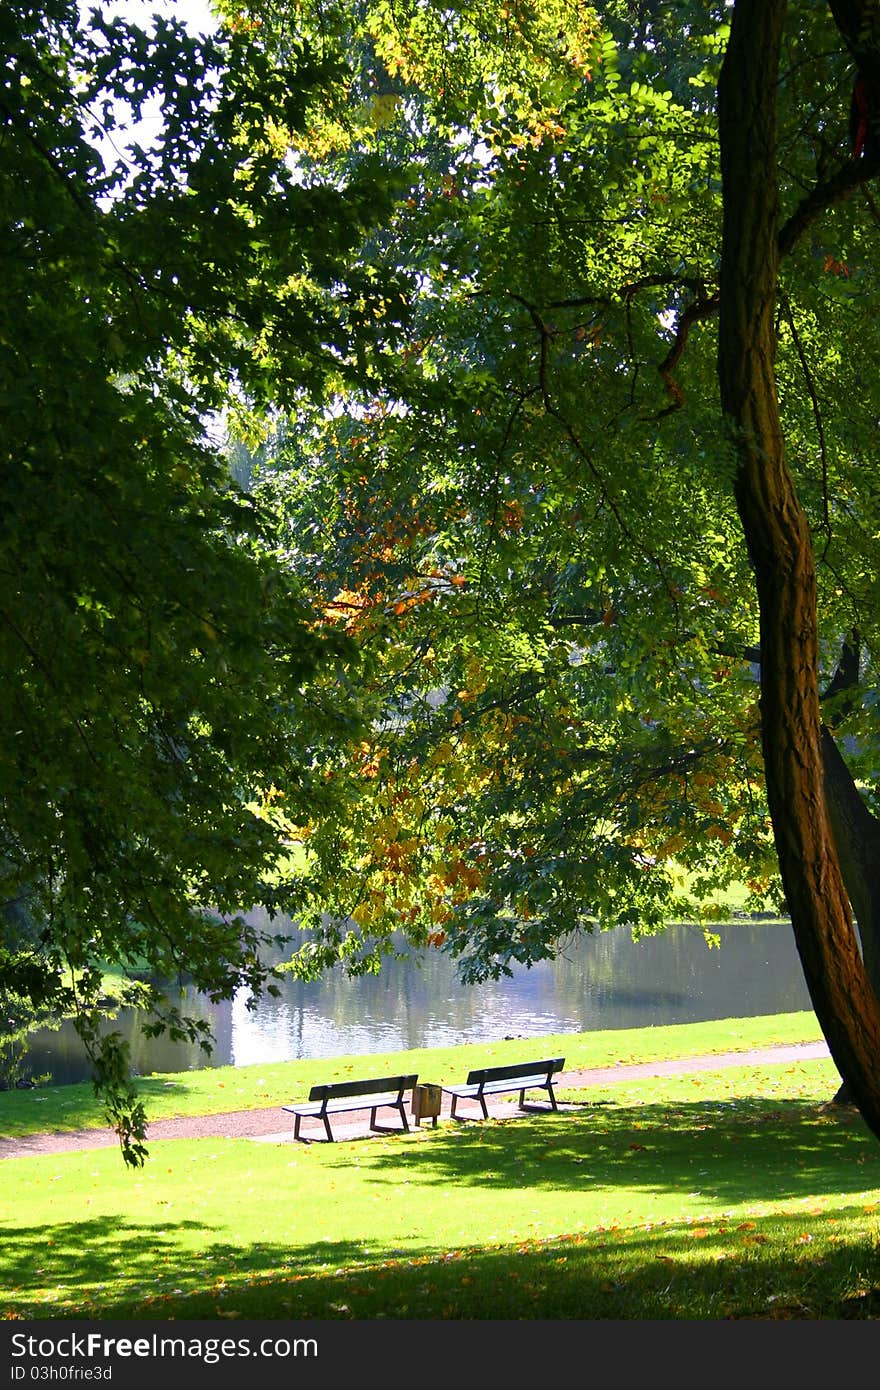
[0, 0, 398, 1161]
[11, 0, 880, 1155]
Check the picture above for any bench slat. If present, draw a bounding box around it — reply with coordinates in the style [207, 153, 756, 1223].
[283, 1091, 409, 1117]
[307, 1073, 418, 1102]
[446, 1077, 545, 1098]
[465, 1058, 564, 1085]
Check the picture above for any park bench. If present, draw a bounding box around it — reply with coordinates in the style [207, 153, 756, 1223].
[442, 1057, 565, 1120]
[282, 1073, 419, 1142]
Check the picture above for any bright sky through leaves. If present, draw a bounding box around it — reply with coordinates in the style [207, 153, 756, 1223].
[84, 0, 219, 157]
[94, 0, 218, 33]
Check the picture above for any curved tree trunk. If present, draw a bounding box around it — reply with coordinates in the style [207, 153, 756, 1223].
[718, 0, 880, 1141]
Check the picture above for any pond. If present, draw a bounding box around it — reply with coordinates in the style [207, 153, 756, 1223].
[20, 916, 814, 1086]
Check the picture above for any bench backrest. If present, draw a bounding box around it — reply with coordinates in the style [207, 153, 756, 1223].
[465, 1058, 565, 1087]
[307, 1074, 418, 1103]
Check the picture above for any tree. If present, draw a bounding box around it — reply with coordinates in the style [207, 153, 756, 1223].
[241, 1, 880, 1140]
[717, 0, 880, 1130]
[0, 0, 397, 1161]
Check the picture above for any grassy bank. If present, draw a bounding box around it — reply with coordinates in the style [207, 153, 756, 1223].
[5, 1012, 880, 1321]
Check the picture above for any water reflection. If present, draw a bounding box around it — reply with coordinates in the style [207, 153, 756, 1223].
[23, 918, 812, 1085]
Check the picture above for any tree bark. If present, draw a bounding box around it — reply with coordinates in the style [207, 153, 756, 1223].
[718, 0, 880, 1140]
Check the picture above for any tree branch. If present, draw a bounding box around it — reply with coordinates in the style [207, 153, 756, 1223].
[778, 154, 880, 256]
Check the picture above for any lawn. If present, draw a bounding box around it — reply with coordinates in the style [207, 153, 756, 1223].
[3, 1012, 880, 1320]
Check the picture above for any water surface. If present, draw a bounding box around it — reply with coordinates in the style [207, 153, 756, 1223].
[22, 917, 812, 1085]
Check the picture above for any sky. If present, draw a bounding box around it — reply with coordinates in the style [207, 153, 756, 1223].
[98, 0, 219, 34]
[84, 0, 221, 159]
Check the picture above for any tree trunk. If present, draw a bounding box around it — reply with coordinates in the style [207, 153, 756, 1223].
[718, 0, 880, 1140]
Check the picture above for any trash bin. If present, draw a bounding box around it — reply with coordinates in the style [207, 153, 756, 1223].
[411, 1082, 442, 1128]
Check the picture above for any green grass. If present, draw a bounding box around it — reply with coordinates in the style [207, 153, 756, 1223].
[0, 1010, 824, 1138]
[5, 1012, 880, 1321]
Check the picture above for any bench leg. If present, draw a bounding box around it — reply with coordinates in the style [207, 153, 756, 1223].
[479, 1093, 488, 1120]
[323, 1112, 334, 1142]
[547, 1082, 558, 1112]
[367, 1104, 409, 1133]
[294, 1113, 302, 1141]
[519, 1088, 526, 1109]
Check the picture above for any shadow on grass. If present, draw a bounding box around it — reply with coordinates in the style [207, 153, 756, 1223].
[354, 1096, 880, 1209]
[3, 1206, 880, 1321]
[0, 1214, 373, 1317]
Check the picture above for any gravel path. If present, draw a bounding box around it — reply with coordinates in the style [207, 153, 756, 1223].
[0, 1040, 832, 1159]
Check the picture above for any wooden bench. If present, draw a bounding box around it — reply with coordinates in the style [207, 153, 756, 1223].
[282, 1073, 418, 1142]
[442, 1058, 565, 1120]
